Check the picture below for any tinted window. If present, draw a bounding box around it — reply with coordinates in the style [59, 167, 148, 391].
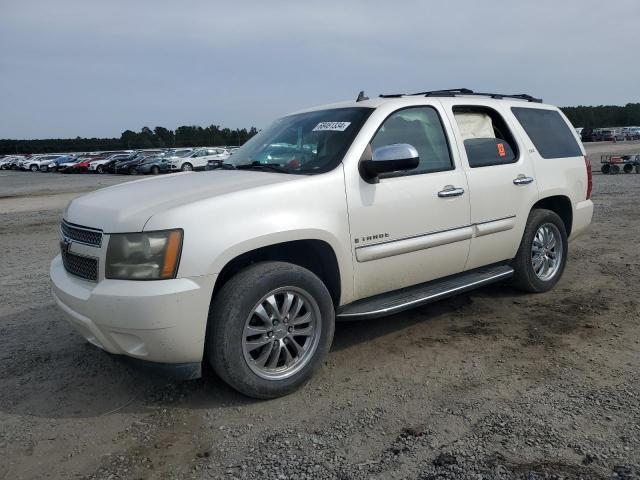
[511, 107, 582, 159]
[370, 106, 452, 176]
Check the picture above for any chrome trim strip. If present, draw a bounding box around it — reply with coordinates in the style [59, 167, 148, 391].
[356, 226, 473, 262]
[337, 269, 513, 318]
[474, 215, 516, 237]
[354, 215, 517, 263]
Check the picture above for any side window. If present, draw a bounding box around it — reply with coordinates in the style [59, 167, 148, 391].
[453, 106, 519, 168]
[370, 106, 453, 176]
[511, 107, 582, 159]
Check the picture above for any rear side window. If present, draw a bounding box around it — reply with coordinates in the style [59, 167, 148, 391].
[453, 106, 519, 168]
[511, 107, 582, 159]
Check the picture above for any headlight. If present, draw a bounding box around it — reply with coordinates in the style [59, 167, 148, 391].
[105, 230, 183, 280]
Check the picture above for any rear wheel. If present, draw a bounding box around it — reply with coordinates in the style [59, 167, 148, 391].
[30, 164, 38, 172]
[623, 163, 633, 174]
[128, 166, 137, 175]
[511, 209, 568, 293]
[39, 165, 48, 172]
[207, 262, 335, 399]
[601, 164, 610, 174]
[97, 165, 105, 174]
[636, 165, 640, 174]
[181, 162, 193, 172]
[611, 164, 620, 174]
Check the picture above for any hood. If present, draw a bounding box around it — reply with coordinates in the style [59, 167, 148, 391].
[65, 170, 300, 232]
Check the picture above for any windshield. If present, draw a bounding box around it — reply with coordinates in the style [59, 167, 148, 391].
[226, 107, 373, 174]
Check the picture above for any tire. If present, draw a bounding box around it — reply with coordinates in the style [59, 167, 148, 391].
[207, 261, 335, 399]
[623, 163, 633, 174]
[30, 164, 38, 172]
[636, 165, 640, 174]
[601, 164, 610, 174]
[128, 166, 137, 175]
[610, 164, 620, 174]
[181, 162, 193, 171]
[511, 209, 568, 293]
[97, 165, 105, 174]
[151, 166, 160, 175]
[39, 165, 47, 172]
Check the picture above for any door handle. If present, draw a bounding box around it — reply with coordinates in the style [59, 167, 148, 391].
[438, 186, 465, 198]
[513, 175, 534, 185]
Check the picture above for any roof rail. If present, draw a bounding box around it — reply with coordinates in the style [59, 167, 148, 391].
[379, 88, 542, 103]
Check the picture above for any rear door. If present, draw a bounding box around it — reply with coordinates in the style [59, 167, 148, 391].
[507, 106, 587, 224]
[443, 100, 539, 270]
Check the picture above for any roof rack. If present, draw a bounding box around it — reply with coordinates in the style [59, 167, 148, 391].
[378, 88, 542, 103]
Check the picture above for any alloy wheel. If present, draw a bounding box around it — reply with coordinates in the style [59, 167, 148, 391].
[242, 287, 321, 380]
[531, 223, 563, 281]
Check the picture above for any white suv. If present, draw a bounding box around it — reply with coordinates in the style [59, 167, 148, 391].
[51, 89, 593, 398]
[168, 148, 229, 171]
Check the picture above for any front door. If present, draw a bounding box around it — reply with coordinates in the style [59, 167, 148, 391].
[345, 104, 472, 300]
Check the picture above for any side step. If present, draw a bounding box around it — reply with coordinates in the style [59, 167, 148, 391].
[336, 264, 514, 320]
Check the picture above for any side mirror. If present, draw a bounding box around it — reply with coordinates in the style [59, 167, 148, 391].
[360, 144, 419, 183]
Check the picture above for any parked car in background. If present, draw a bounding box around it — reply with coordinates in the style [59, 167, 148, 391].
[113, 150, 164, 174]
[134, 153, 175, 175]
[42, 155, 75, 172]
[580, 128, 596, 143]
[168, 148, 226, 171]
[89, 153, 132, 174]
[0, 155, 25, 169]
[24, 154, 65, 172]
[59, 156, 101, 173]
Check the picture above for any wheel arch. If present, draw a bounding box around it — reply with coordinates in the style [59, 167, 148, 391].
[530, 195, 573, 236]
[212, 239, 343, 308]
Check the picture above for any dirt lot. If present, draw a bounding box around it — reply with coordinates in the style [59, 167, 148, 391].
[1, 143, 639, 480]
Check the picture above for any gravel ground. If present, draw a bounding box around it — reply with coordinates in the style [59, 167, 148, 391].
[0, 142, 639, 480]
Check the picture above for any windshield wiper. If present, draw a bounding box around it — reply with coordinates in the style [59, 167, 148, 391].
[235, 162, 289, 173]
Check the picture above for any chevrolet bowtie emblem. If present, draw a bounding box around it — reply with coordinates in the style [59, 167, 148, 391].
[61, 236, 72, 254]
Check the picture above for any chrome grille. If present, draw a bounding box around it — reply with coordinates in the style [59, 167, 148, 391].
[61, 220, 103, 247]
[61, 248, 98, 282]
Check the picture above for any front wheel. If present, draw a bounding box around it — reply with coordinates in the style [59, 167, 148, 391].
[30, 164, 39, 172]
[128, 166, 137, 175]
[511, 209, 568, 293]
[181, 162, 193, 172]
[97, 165, 105, 174]
[207, 262, 335, 399]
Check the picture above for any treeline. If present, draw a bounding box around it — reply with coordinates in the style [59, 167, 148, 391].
[0, 124, 259, 155]
[3, 103, 640, 154]
[561, 103, 640, 128]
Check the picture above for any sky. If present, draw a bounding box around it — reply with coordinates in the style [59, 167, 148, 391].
[1, 0, 639, 139]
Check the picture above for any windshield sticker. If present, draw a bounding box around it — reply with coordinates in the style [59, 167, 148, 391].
[312, 121, 351, 132]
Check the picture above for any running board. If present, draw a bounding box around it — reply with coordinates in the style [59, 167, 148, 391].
[336, 264, 514, 320]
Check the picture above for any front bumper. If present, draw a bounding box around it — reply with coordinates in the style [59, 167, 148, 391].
[50, 255, 217, 365]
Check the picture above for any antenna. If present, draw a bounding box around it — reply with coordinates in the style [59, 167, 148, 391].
[356, 91, 369, 102]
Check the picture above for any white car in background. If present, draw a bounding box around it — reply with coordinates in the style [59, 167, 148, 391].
[24, 154, 65, 172]
[88, 153, 132, 174]
[169, 147, 230, 171]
